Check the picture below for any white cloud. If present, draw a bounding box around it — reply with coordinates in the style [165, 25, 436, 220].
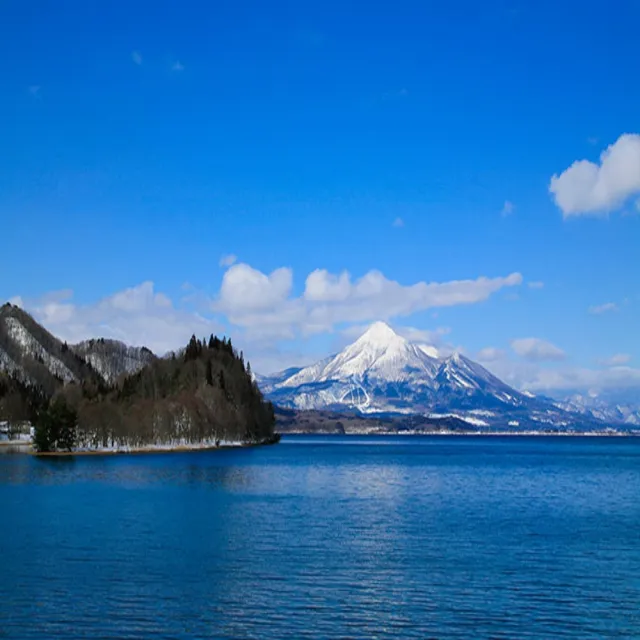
[476, 347, 505, 362]
[217, 263, 293, 314]
[501, 200, 514, 216]
[589, 302, 618, 315]
[521, 366, 640, 393]
[172, 61, 185, 72]
[131, 51, 142, 65]
[219, 254, 237, 268]
[511, 337, 566, 362]
[212, 262, 522, 341]
[395, 325, 451, 344]
[550, 133, 640, 217]
[467, 349, 640, 395]
[599, 353, 631, 367]
[528, 281, 544, 289]
[20, 283, 223, 356]
[392, 217, 405, 227]
[304, 270, 351, 302]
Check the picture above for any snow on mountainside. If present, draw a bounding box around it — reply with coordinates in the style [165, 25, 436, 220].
[263, 322, 619, 431]
[0, 303, 153, 391]
[554, 393, 640, 426]
[281, 323, 439, 389]
[4, 316, 77, 383]
[72, 339, 156, 384]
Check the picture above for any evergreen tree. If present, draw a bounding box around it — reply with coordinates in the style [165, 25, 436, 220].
[208, 334, 215, 349]
[53, 396, 77, 452]
[185, 335, 199, 361]
[33, 396, 77, 452]
[33, 410, 53, 452]
[206, 359, 214, 386]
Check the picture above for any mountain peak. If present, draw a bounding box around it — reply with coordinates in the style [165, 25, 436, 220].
[356, 321, 399, 346]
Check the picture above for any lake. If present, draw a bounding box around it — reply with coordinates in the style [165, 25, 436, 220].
[1, 435, 639, 639]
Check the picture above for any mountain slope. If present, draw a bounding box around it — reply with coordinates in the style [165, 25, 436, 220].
[0, 303, 103, 396]
[554, 392, 640, 426]
[264, 322, 613, 431]
[72, 338, 156, 384]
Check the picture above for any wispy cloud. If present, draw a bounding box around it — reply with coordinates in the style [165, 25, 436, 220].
[131, 50, 142, 65]
[589, 302, 618, 315]
[550, 133, 640, 217]
[599, 353, 631, 367]
[392, 217, 404, 228]
[511, 337, 566, 362]
[476, 347, 506, 362]
[171, 61, 185, 72]
[219, 254, 237, 268]
[528, 281, 544, 289]
[28, 85, 40, 98]
[501, 200, 515, 216]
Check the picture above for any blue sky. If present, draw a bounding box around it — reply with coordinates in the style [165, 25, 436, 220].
[1, 0, 639, 393]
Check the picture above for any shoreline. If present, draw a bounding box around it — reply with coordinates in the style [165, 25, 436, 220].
[2, 431, 637, 456]
[22, 436, 281, 457]
[279, 430, 640, 437]
[32, 443, 244, 457]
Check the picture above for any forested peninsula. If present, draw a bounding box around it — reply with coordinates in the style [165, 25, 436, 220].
[0, 304, 278, 453]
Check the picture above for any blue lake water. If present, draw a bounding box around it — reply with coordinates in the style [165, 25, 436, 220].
[1, 435, 640, 639]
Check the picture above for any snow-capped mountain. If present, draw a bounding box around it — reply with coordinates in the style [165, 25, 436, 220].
[262, 322, 614, 431]
[554, 392, 640, 427]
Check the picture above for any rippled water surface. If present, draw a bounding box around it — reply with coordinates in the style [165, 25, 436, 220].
[1, 435, 640, 639]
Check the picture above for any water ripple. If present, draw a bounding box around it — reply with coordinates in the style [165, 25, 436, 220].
[1, 435, 639, 639]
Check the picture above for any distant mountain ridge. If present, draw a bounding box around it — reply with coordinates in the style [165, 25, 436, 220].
[260, 322, 626, 432]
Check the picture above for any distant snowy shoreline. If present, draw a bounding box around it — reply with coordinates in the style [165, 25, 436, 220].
[19, 436, 280, 456]
[280, 429, 639, 437]
[33, 441, 245, 456]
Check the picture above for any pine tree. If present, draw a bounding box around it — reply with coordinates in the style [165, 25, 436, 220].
[208, 334, 215, 349]
[185, 335, 199, 361]
[32, 396, 77, 452]
[206, 359, 214, 386]
[33, 410, 52, 452]
[54, 397, 77, 452]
